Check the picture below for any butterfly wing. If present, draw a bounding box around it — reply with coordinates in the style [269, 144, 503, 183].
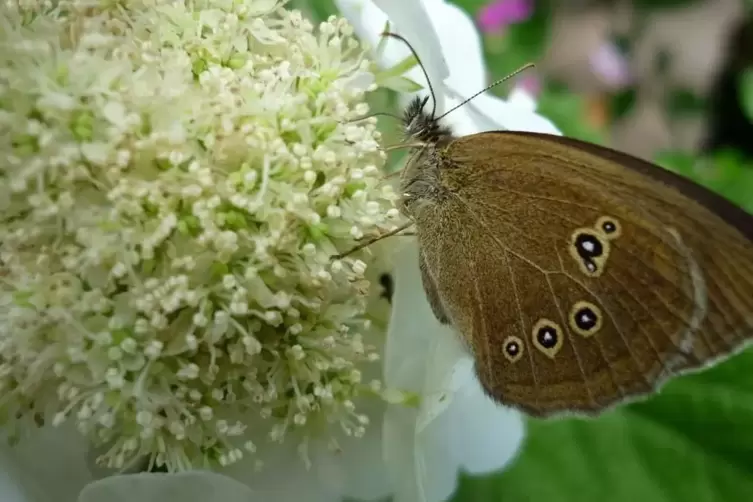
[416, 131, 753, 417]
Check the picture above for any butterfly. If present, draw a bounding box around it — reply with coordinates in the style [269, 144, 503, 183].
[394, 88, 753, 417]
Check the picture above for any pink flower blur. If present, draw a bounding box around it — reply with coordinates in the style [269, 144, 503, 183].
[514, 73, 541, 97]
[477, 0, 534, 34]
[589, 41, 632, 89]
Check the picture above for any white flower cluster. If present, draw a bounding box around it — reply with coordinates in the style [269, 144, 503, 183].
[0, 0, 399, 472]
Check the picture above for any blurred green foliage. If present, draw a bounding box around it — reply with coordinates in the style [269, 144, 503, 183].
[739, 69, 753, 123]
[454, 349, 753, 502]
[482, 1, 551, 78]
[657, 149, 753, 213]
[535, 85, 606, 144]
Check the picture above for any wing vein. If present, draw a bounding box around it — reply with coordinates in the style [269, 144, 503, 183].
[470, 258, 494, 385]
[544, 273, 598, 407]
[507, 249, 541, 409]
[453, 193, 598, 406]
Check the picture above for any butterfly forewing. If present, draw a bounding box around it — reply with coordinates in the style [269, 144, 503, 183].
[416, 131, 753, 417]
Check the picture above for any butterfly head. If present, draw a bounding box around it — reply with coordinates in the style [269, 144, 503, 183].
[402, 95, 453, 146]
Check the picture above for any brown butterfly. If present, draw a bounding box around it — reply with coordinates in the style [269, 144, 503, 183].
[359, 33, 753, 418]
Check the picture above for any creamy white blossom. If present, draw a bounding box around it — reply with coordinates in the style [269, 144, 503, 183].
[0, 0, 399, 478]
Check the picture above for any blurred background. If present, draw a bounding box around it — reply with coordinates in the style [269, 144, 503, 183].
[302, 0, 753, 501]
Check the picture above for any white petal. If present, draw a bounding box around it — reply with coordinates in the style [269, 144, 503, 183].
[384, 239, 527, 500]
[433, 97, 485, 137]
[222, 426, 390, 502]
[318, 399, 392, 500]
[415, 337, 474, 433]
[505, 87, 539, 113]
[384, 240, 470, 423]
[409, 379, 523, 501]
[383, 241, 457, 390]
[0, 423, 94, 502]
[336, 0, 388, 64]
[336, 0, 448, 113]
[441, 376, 525, 474]
[219, 437, 337, 502]
[372, 0, 449, 85]
[78, 472, 256, 502]
[383, 407, 457, 502]
[383, 242, 469, 502]
[346, 70, 376, 91]
[0, 456, 32, 502]
[444, 89, 561, 135]
[426, 1, 487, 96]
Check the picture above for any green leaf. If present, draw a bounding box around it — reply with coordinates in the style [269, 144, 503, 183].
[654, 150, 697, 175]
[655, 149, 753, 212]
[374, 55, 419, 85]
[738, 69, 753, 123]
[293, 0, 336, 23]
[379, 75, 423, 93]
[708, 150, 753, 211]
[453, 349, 753, 502]
[449, 0, 496, 11]
[376, 21, 391, 57]
[535, 84, 606, 144]
[665, 87, 706, 119]
[609, 87, 638, 121]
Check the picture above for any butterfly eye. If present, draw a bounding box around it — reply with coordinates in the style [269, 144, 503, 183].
[502, 335, 524, 363]
[596, 216, 622, 239]
[531, 319, 563, 358]
[569, 301, 603, 337]
[569, 230, 611, 277]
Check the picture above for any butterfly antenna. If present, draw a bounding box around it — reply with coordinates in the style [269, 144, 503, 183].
[435, 63, 535, 121]
[380, 31, 439, 119]
[346, 111, 403, 124]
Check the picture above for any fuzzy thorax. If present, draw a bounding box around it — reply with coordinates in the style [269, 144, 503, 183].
[401, 96, 454, 146]
[398, 96, 455, 217]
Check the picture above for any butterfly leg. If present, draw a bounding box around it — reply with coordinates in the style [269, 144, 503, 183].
[344, 139, 426, 153]
[344, 111, 402, 124]
[333, 221, 415, 259]
[381, 169, 402, 183]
